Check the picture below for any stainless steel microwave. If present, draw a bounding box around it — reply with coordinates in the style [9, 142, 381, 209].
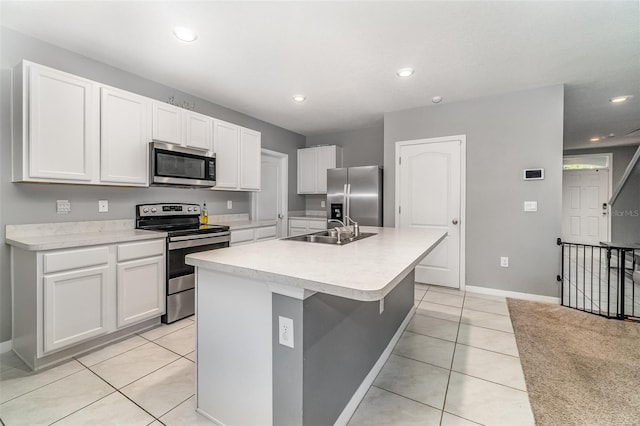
[149, 141, 216, 188]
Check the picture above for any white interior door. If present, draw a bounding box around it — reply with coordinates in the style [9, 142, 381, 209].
[397, 137, 463, 288]
[255, 150, 288, 238]
[562, 169, 609, 244]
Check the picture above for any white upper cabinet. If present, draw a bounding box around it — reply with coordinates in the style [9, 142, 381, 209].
[152, 102, 183, 145]
[212, 120, 261, 191]
[213, 120, 240, 189]
[13, 61, 99, 183]
[239, 127, 261, 191]
[13, 61, 258, 188]
[184, 110, 212, 151]
[100, 86, 151, 186]
[297, 145, 343, 194]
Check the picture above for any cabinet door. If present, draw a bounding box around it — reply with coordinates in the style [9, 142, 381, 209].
[230, 229, 256, 246]
[152, 102, 183, 145]
[117, 256, 165, 328]
[213, 120, 240, 189]
[43, 265, 109, 353]
[100, 87, 150, 185]
[28, 65, 98, 182]
[239, 127, 261, 190]
[184, 111, 211, 151]
[315, 145, 336, 194]
[297, 148, 316, 194]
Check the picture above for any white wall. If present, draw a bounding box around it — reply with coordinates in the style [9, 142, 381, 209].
[384, 85, 564, 297]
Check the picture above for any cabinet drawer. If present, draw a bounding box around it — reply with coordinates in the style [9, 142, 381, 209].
[289, 219, 308, 228]
[230, 229, 255, 244]
[256, 226, 277, 240]
[308, 220, 327, 230]
[118, 239, 165, 262]
[43, 246, 109, 274]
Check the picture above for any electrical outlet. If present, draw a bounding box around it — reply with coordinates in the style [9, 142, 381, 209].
[379, 297, 385, 314]
[321, 200, 326, 208]
[98, 200, 109, 213]
[524, 201, 538, 212]
[227, 200, 233, 210]
[56, 200, 70, 214]
[278, 316, 294, 348]
[500, 257, 509, 268]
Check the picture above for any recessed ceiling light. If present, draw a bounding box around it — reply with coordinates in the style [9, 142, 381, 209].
[590, 137, 600, 142]
[608, 133, 616, 137]
[292, 95, 306, 102]
[432, 96, 443, 104]
[396, 68, 415, 78]
[173, 26, 198, 42]
[609, 95, 631, 103]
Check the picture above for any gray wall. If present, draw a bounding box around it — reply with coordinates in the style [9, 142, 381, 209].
[271, 272, 413, 425]
[384, 85, 564, 297]
[610, 148, 640, 244]
[0, 28, 306, 343]
[563, 144, 640, 190]
[305, 125, 384, 211]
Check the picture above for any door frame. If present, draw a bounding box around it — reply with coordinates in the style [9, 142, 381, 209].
[394, 135, 467, 290]
[562, 152, 613, 242]
[252, 148, 289, 238]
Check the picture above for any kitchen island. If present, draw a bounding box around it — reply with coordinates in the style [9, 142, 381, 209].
[186, 226, 446, 426]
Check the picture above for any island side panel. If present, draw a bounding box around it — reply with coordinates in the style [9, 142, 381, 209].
[196, 268, 273, 425]
[302, 271, 415, 425]
[271, 294, 304, 425]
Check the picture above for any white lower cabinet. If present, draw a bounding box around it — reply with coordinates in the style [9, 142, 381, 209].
[116, 257, 164, 328]
[288, 219, 327, 237]
[11, 238, 166, 370]
[230, 225, 277, 246]
[43, 265, 110, 353]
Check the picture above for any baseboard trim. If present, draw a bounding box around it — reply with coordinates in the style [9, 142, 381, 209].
[334, 305, 416, 426]
[0, 340, 12, 353]
[466, 285, 560, 304]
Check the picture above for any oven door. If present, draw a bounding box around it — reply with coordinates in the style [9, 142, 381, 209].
[167, 233, 230, 294]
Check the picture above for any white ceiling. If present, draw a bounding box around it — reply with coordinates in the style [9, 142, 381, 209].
[2, 1, 639, 149]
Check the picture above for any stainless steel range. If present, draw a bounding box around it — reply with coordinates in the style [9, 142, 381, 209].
[136, 203, 230, 323]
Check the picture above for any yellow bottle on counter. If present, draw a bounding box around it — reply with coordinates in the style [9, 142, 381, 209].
[200, 202, 208, 225]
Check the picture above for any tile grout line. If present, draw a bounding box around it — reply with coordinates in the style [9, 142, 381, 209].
[439, 289, 466, 426]
[369, 384, 444, 414]
[450, 370, 529, 393]
[0, 363, 87, 405]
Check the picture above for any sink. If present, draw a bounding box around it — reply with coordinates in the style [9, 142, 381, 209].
[284, 230, 376, 245]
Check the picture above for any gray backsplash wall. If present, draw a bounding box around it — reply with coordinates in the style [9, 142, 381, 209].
[0, 27, 306, 343]
[304, 125, 384, 211]
[384, 85, 564, 297]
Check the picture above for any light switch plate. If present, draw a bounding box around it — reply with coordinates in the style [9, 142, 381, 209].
[524, 201, 538, 212]
[227, 200, 233, 210]
[500, 256, 509, 267]
[98, 200, 109, 213]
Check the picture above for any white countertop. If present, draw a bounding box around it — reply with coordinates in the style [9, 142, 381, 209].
[5, 220, 166, 251]
[222, 220, 277, 231]
[288, 215, 327, 221]
[186, 226, 446, 301]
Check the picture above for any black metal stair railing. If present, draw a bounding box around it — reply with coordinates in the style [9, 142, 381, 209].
[559, 239, 638, 321]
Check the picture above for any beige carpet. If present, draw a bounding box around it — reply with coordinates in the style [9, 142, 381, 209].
[507, 298, 640, 426]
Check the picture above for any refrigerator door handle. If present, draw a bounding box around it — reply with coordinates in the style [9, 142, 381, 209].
[346, 184, 352, 223]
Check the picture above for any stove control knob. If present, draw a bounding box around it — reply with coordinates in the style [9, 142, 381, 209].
[142, 208, 149, 213]
[151, 208, 157, 213]
[187, 207, 193, 212]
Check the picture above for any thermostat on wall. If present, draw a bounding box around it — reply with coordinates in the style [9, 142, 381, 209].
[523, 168, 544, 180]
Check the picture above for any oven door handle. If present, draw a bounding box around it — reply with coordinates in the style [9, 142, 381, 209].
[169, 231, 230, 242]
[168, 235, 230, 250]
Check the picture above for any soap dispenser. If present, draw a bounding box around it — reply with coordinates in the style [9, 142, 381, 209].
[200, 202, 208, 225]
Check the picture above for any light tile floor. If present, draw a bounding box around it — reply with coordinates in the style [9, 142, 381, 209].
[348, 284, 535, 425]
[0, 285, 535, 425]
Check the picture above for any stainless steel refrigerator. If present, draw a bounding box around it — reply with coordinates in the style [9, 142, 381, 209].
[326, 166, 383, 226]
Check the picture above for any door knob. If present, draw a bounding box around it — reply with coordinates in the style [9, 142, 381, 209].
[452, 218, 459, 225]
[277, 213, 284, 219]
